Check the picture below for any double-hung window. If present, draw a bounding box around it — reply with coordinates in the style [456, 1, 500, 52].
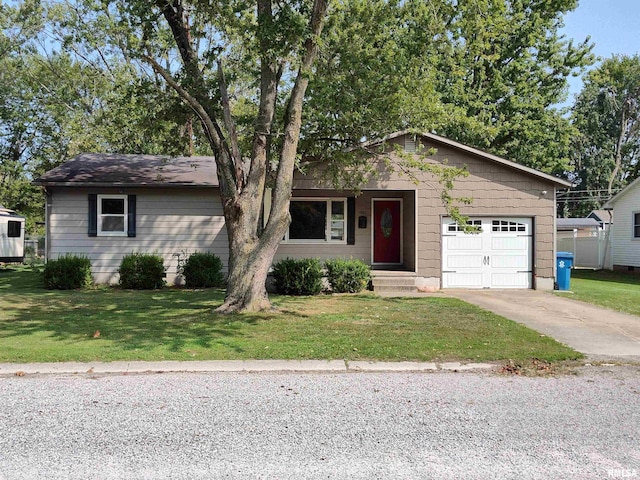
[98, 195, 127, 236]
[634, 212, 640, 239]
[286, 198, 347, 243]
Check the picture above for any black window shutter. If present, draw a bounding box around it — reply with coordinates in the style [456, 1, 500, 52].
[88, 194, 97, 237]
[347, 197, 356, 245]
[127, 195, 136, 237]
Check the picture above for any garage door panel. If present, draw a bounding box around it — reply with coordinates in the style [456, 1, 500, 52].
[446, 254, 484, 269]
[443, 272, 483, 288]
[491, 254, 530, 269]
[490, 272, 530, 288]
[490, 236, 529, 251]
[445, 236, 483, 251]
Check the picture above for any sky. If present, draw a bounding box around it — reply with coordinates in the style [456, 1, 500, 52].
[559, 0, 640, 106]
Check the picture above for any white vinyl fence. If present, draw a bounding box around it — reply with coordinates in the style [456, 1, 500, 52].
[557, 230, 612, 269]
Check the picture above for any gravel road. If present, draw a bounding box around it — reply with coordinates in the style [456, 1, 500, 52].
[1, 366, 639, 480]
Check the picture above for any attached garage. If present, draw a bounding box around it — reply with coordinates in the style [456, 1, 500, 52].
[442, 217, 533, 289]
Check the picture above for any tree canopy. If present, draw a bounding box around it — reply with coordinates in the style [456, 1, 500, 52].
[567, 54, 640, 216]
[0, 1, 196, 230]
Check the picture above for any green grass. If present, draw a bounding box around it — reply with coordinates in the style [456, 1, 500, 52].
[0, 266, 580, 363]
[558, 269, 640, 316]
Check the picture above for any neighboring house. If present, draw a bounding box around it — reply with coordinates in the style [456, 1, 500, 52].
[0, 205, 25, 263]
[588, 209, 613, 230]
[33, 131, 571, 290]
[603, 176, 640, 271]
[556, 217, 601, 238]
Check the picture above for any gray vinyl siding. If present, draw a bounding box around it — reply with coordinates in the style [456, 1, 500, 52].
[273, 190, 416, 269]
[273, 190, 370, 264]
[610, 185, 640, 268]
[48, 187, 227, 284]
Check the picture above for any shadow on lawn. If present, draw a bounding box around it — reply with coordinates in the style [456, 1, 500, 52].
[571, 269, 640, 286]
[0, 269, 272, 355]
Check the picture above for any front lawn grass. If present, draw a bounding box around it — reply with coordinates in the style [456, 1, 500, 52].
[559, 269, 640, 316]
[0, 266, 580, 363]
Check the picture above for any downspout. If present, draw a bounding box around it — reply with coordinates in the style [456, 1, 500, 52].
[43, 187, 51, 262]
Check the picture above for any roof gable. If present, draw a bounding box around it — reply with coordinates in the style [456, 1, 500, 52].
[588, 210, 613, 223]
[604, 176, 640, 208]
[33, 154, 218, 187]
[364, 130, 572, 187]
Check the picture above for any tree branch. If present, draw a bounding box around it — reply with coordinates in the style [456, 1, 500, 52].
[217, 60, 243, 190]
[142, 54, 236, 192]
[153, 0, 239, 196]
[268, 0, 329, 227]
[609, 105, 627, 194]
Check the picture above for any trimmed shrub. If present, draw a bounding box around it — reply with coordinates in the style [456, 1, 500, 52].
[182, 252, 225, 288]
[272, 258, 323, 296]
[325, 258, 371, 293]
[118, 253, 165, 289]
[43, 255, 92, 290]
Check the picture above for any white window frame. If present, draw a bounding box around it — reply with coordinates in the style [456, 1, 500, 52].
[283, 197, 347, 244]
[633, 211, 640, 239]
[97, 194, 128, 237]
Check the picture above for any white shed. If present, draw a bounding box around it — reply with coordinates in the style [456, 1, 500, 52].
[0, 205, 25, 263]
[604, 177, 640, 270]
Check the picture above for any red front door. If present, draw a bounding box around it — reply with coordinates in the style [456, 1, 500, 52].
[373, 200, 401, 264]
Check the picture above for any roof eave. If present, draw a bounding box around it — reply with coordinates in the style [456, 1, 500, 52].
[32, 181, 219, 188]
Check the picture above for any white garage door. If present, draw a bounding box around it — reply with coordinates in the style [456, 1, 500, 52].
[442, 217, 532, 289]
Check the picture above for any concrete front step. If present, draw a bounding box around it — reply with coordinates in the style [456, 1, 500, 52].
[371, 271, 418, 293]
[374, 284, 418, 293]
[372, 277, 417, 287]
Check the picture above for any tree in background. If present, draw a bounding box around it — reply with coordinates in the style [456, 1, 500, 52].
[301, 0, 593, 178]
[568, 54, 640, 216]
[433, 0, 593, 175]
[0, 2, 196, 230]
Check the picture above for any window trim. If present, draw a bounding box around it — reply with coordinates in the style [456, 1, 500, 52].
[97, 194, 128, 237]
[633, 212, 640, 239]
[283, 197, 348, 244]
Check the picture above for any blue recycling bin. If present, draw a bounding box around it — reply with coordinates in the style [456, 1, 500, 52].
[556, 252, 574, 291]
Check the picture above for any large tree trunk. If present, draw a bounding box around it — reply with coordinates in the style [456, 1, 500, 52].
[215, 0, 328, 313]
[215, 196, 289, 313]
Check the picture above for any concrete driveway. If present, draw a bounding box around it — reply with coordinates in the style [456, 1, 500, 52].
[446, 289, 640, 360]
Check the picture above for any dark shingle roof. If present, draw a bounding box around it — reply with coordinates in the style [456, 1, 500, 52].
[33, 153, 218, 187]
